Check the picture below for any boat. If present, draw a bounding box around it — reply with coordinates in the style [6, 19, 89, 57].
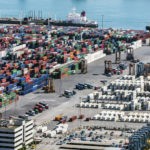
[146, 25, 150, 31]
[48, 8, 98, 28]
[0, 9, 98, 28]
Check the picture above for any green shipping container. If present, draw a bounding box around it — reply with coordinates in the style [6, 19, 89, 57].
[17, 70, 22, 76]
[75, 63, 79, 71]
[68, 70, 72, 75]
[12, 69, 17, 74]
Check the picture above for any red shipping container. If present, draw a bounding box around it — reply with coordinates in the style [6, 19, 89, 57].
[34, 67, 39, 73]
[2, 78, 6, 83]
[25, 74, 31, 82]
[1, 82, 10, 87]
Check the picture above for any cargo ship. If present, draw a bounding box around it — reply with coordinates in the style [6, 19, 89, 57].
[0, 9, 98, 28]
[48, 8, 98, 28]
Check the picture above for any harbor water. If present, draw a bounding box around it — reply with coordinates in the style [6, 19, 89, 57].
[0, 0, 150, 29]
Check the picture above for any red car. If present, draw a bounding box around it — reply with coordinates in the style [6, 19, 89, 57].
[36, 104, 45, 110]
[34, 106, 43, 113]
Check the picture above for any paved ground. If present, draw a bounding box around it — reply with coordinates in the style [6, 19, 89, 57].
[1, 46, 150, 150]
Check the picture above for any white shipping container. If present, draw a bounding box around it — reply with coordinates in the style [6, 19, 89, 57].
[36, 126, 42, 132]
[43, 130, 51, 137]
[87, 93, 94, 100]
[0, 50, 7, 58]
[41, 126, 48, 133]
[12, 44, 26, 52]
[23, 68, 28, 74]
[49, 131, 56, 138]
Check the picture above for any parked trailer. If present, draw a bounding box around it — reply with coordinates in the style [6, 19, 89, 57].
[78, 114, 85, 119]
[69, 116, 77, 122]
[54, 114, 63, 121]
[59, 116, 68, 123]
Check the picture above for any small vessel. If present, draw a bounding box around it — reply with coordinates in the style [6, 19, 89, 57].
[49, 8, 98, 28]
[146, 25, 150, 31]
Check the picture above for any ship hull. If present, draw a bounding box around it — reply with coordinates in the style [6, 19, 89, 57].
[146, 26, 150, 31]
[48, 21, 98, 28]
[0, 19, 28, 25]
[0, 19, 98, 28]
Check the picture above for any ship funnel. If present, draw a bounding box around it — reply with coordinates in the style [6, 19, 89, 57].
[81, 11, 86, 17]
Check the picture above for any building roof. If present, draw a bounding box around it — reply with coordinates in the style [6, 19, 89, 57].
[0, 118, 32, 129]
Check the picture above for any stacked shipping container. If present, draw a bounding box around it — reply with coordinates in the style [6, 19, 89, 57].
[0, 25, 150, 98]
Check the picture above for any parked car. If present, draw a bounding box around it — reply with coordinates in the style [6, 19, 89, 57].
[118, 63, 127, 70]
[18, 114, 29, 120]
[33, 108, 39, 114]
[84, 83, 93, 89]
[34, 106, 43, 113]
[39, 102, 49, 109]
[75, 83, 85, 90]
[35, 103, 45, 110]
[26, 110, 35, 116]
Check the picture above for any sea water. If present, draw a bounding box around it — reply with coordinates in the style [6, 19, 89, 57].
[0, 0, 149, 29]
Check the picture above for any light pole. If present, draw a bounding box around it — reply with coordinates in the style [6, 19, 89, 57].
[48, 12, 51, 26]
[101, 15, 104, 33]
[19, 11, 23, 25]
[79, 97, 82, 128]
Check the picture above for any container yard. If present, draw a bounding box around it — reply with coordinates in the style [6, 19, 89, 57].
[0, 23, 150, 150]
[0, 25, 149, 107]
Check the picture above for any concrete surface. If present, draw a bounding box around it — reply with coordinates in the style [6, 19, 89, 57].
[1, 46, 150, 150]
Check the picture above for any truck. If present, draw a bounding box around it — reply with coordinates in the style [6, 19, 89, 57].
[62, 90, 76, 98]
[76, 83, 93, 90]
[78, 114, 85, 119]
[54, 114, 63, 121]
[68, 116, 77, 122]
[59, 116, 68, 123]
[84, 83, 93, 89]
[118, 63, 127, 70]
[85, 117, 91, 121]
[75, 83, 85, 90]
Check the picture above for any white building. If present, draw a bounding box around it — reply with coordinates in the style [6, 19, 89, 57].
[0, 118, 34, 150]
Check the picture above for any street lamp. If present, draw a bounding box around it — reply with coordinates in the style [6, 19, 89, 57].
[101, 15, 104, 34]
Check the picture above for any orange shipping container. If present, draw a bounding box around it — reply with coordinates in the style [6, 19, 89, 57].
[43, 56, 48, 61]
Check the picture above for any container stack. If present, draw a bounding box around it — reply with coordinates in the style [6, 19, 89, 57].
[0, 25, 150, 97]
[0, 92, 18, 108]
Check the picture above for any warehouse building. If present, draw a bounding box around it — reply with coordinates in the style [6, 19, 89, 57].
[0, 117, 34, 150]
